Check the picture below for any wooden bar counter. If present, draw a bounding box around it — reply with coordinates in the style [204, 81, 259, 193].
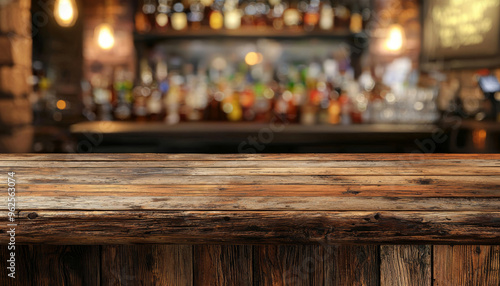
[1, 153, 500, 244]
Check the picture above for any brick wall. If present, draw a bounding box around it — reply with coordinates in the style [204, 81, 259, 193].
[0, 0, 33, 152]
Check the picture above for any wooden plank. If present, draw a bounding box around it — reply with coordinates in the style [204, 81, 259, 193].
[12, 196, 500, 211]
[101, 245, 193, 286]
[5, 167, 499, 185]
[2, 159, 498, 168]
[380, 245, 431, 286]
[18, 184, 500, 198]
[253, 245, 325, 285]
[0, 245, 99, 285]
[433, 245, 500, 286]
[326, 245, 379, 286]
[194, 245, 252, 285]
[1, 153, 499, 161]
[2, 166, 499, 176]
[8, 210, 500, 244]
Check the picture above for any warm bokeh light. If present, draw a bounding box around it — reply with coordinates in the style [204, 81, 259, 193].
[224, 10, 242, 30]
[171, 13, 188, 30]
[245, 52, 263, 66]
[209, 11, 224, 30]
[54, 0, 78, 27]
[156, 13, 168, 27]
[473, 129, 487, 150]
[385, 24, 405, 51]
[95, 23, 115, 50]
[56, 100, 67, 110]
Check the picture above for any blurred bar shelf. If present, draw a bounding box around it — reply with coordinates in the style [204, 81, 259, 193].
[70, 122, 439, 153]
[133, 29, 363, 41]
[71, 121, 437, 135]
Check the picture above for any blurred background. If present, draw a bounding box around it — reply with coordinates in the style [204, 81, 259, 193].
[0, 0, 499, 153]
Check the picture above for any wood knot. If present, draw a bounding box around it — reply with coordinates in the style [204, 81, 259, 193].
[27, 212, 38, 219]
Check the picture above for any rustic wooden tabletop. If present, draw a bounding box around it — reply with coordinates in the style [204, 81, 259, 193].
[1, 153, 499, 244]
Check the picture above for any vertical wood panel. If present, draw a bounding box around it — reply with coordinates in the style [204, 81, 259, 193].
[0, 245, 99, 286]
[101, 245, 193, 286]
[194, 245, 252, 286]
[326, 245, 380, 286]
[253, 245, 325, 286]
[433, 245, 500, 286]
[380, 245, 431, 286]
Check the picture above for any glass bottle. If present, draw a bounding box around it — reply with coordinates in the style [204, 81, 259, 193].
[319, 1, 334, 30]
[171, 1, 188, 31]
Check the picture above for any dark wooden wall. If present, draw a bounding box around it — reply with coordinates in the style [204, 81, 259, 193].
[2, 244, 499, 285]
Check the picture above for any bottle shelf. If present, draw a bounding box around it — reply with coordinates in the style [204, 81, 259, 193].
[71, 121, 437, 135]
[133, 28, 365, 41]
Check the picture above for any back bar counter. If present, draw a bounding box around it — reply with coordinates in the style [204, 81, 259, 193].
[2, 153, 499, 244]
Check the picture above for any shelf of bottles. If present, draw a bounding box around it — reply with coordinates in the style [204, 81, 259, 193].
[82, 0, 439, 126]
[134, 0, 370, 37]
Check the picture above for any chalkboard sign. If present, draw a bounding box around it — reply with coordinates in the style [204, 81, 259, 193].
[422, 0, 500, 60]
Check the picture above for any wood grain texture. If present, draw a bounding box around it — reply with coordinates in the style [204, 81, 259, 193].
[326, 245, 379, 286]
[380, 245, 431, 286]
[8, 210, 500, 244]
[101, 245, 193, 286]
[253, 245, 325, 286]
[2, 153, 500, 161]
[433, 245, 500, 286]
[0, 245, 99, 286]
[194, 245, 252, 286]
[0, 154, 498, 244]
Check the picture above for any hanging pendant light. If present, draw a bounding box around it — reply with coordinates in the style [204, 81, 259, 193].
[54, 0, 78, 27]
[95, 23, 115, 50]
[95, 0, 115, 50]
[385, 23, 405, 52]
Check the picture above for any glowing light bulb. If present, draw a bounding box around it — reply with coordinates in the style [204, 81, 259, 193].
[54, 0, 78, 27]
[95, 23, 115, 50]
[385, 24, 405, 52]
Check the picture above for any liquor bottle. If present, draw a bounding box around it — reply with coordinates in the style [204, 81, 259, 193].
[349, 4, 363, 33]
[206, 85, 225, 121]
[328, 89, 341, 124]
[254, 0, 269, 27]
[254, 84, 272, 122]
[147, 87, 164, 121]
[240, 84, 256, 121]
[224, 0, 242, 30]
[133, 59, 153, 122]
[334, 0, 350, 30]
[222, 86, 243, 121]
[319, 1, 334, 30]
[316, 77, 331, 124]
[241, 0, 256, 27]
[338, 88, 351, 124]
[269, 1, 285, 30]
[164, 74, 182, 124]
[171, 1, 188, 31]
[155, 0, 171, 31]
[188, 0, 204, 30]
[113, 68, 133, 121]
[360, 0, 371, 30]
[92, 74, 113, 121]
[209, 0, 224, 29]
[142, 0, 157, 32]
[303, 0, 320, 31]
[185, 66, 208, 121]
[283, 5, 302, 30]
[135, 0, 153, 33]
